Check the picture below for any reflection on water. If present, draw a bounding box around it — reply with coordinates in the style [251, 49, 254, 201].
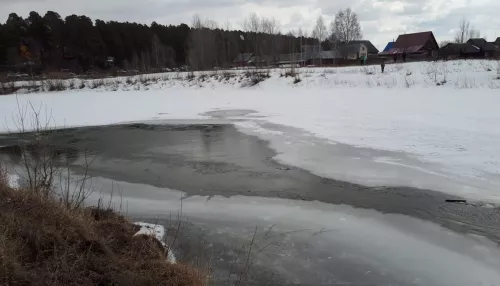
[1, 123, 500, 244]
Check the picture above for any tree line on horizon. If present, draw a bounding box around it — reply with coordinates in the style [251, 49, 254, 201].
[0, 9, 363, 73]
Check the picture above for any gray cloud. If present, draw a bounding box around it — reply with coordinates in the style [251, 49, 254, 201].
[0, 0, 498, 48]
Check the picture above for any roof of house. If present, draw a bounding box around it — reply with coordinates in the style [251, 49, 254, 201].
[349, 40, 379, 54]
[382, 42, 394, 52]
[464, 39, 500, 51]
[302, 45, 322, 54]
[233, 53, 254, 63]
[338, 43, 364, 55]
[393, 31, 438, 51]
[467, 38, 487, 48]
[484, 42, 500, 52]
[278, 53, 308, 63]
[248, 54, 275, 63]
[378, 31, 438, 55]
[439, 43, 479, 54]
[496, 37, 500, 44]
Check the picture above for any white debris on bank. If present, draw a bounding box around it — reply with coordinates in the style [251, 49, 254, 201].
[134, 222, 176, 263]
[6, 173, 20, 189]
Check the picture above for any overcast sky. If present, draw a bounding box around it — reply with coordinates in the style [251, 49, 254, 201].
[1, 0, 499, 49]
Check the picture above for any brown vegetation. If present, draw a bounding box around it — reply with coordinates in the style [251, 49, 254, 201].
[0, 180, 204, 286]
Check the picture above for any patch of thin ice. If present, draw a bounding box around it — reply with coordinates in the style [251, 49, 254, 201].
[134, 222, 176, 263]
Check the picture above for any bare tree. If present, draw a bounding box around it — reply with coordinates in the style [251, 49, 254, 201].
[312, 15, 327, 43]
[469, 27, 481, 39]
[151, 34, 165, 68]
[244, 12, 261, 34]
[454, 18, 470, 43]
[244, 12, 262, 59]
[439, 40, 452, 47]
[297, 28, 304, 63]
[312, 15, 327, 65]
[261, 17, 280, 64]
[332, 8, 362, 43]
[219, 20, 233, 67]
[189, 15, 218, 70]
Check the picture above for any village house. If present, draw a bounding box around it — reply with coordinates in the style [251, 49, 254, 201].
[382, 42, 394, 53]
[379, 31, 439, 60]
[348, 40, 379, 56]
[439, 42, 480, 59]
[232, 53, 254, 67]
[337, 43, 368, 60]
[439, 38, 500, 59]
[467, 38, 500, 58]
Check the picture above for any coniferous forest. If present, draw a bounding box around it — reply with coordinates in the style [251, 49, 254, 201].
[0, 11, 315, 73]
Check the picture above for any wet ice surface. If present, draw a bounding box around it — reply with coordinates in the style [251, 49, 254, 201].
[89, 177, 500, 286]
[218, 110, 500, 204]
[1, 123, 499, 238]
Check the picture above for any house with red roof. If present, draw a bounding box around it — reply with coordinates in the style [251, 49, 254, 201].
[379, 31, 439, 59]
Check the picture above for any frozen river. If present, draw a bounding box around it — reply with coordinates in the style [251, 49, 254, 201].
[1, 122, 500, 285]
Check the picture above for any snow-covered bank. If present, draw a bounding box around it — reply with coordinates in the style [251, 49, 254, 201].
[7, 59, 500, 91]
[2, 60, 500, 201]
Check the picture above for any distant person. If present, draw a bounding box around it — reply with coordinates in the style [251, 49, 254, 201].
[402, 52, 407, 62]
[363, 55, 367, 65]
[393, 53, 397, 63]
[381, 59, 386, 73]
[360, 56, 364, 66]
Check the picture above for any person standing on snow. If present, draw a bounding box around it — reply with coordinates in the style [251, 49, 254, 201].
[381, 58, 386, 73]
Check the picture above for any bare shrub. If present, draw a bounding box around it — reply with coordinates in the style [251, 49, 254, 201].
[403, 76, 415, 88]
[198, 73, 207, 82]
[241, 70, 270, 87]
[283, 70, 296, 77]
[496, 61, 500, 79]
[23, 80, 41, 93]
[322, 69, 337, 74]
[222, 71, 233, 81]
[423, 62, 439, 83]
[455, 75, 476, 88]
[44, 79, 66, 92]
[186, 71, 195, 81]
[108, 79, 121, 91]
[90, 79, 105, 89]
[293, 76, 302, 84]
[78, 81, 86, 89]
[394, 64, 404, 72]
[10, 100, 59, 197]
[68, 80, 75, 90]
[0, 161, 7, 186]
[364, 76, 373, 87]
[8, 99, 94, 208]
[362, 67, 375, 75]
[126, 77, 134, 85]
[481, 60, 493, 72]
[174, 71, 183, 80]
[138, 75, 149, 85]
[384, 78, 397, 88]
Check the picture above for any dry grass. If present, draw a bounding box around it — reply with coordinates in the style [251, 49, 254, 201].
[0, 181, 204, 286]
